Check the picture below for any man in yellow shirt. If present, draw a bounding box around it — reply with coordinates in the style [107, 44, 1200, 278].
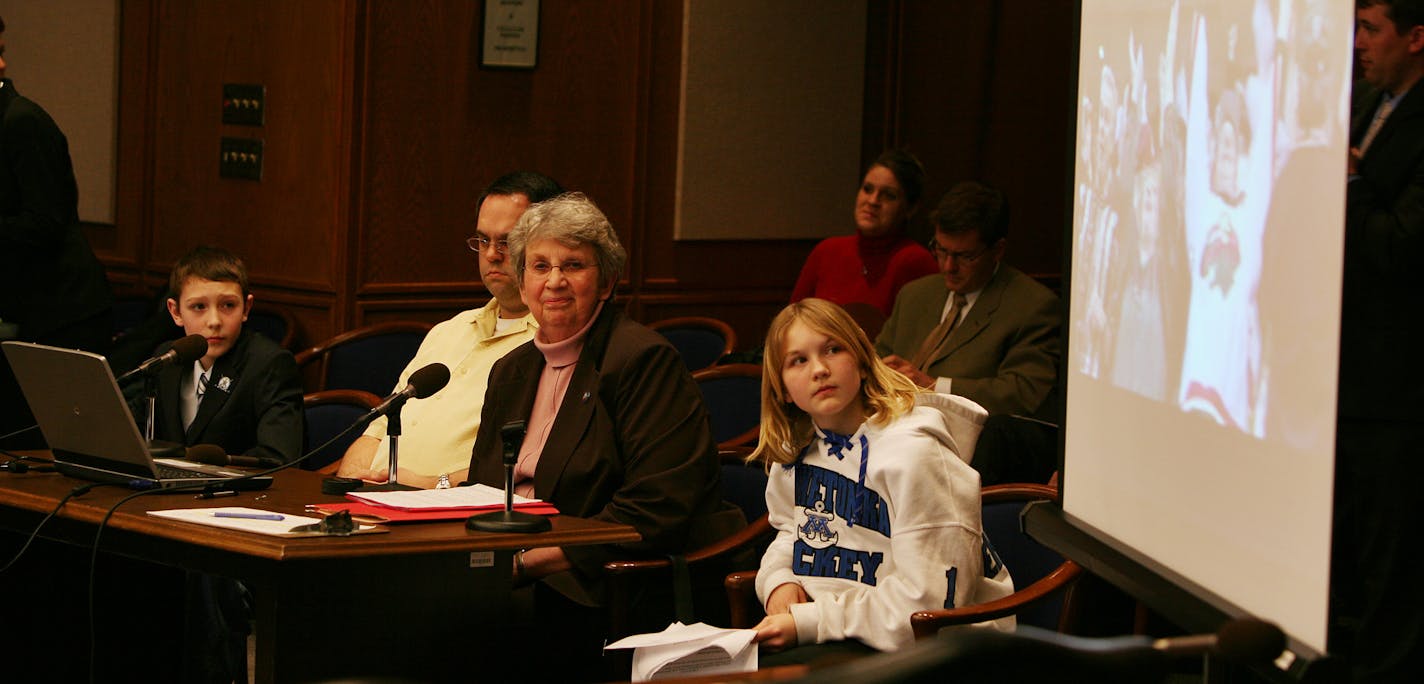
[336, 172, 562, 488]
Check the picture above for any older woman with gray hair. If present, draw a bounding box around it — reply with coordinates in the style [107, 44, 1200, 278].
[466, 192, 740, 678]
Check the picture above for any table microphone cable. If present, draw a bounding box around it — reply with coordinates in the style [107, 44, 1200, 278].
[0, 480, 112, 575]
[0, 423, 45, 463]
[78, 415, 384, 682]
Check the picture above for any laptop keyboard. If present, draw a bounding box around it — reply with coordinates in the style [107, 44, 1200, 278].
[156, 464, 213, 479]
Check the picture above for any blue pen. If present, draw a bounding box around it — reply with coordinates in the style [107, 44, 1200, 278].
[213, 511, 285, 521]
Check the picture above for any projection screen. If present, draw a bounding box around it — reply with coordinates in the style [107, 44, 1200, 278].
[1064, 0, 1352, 656]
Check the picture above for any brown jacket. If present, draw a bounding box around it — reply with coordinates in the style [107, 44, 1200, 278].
[468, 306, 739, 595]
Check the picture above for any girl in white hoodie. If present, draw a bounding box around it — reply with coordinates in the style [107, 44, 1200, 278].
[750, 298, 1014, 657]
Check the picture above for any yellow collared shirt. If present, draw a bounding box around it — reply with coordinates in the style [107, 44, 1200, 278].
[360, 299, 536, 479]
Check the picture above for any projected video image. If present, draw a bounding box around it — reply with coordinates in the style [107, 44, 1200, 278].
[1072, 0, 1348, 444]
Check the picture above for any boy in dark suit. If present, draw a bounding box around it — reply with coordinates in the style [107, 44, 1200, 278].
[149, 245, 302, 463]
[149, 246, 304, 682]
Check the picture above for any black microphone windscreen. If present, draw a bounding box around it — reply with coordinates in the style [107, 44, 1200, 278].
[1216, 619, 1286, 664]
[185, 444, 228, 466]
[408, 363, 451, 399]
[171, 334, 210, 363]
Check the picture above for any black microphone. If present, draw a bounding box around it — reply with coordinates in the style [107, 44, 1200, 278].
[371, 362, 451, 416]
[821, 619, 1287, 684]
[117, 334, 208, 382]
[184, 444, 285, 469]
[347, 363, 450, 493]
[466, 419, 551, 533]
[1153, 618, 1286, 663]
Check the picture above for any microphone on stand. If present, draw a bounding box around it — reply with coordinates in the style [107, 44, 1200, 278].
[120, 334, 209, 442]
[356, 363, 450, 492]
[370, 363, 451, 417]
[821, 618, 1288, 683]
[116, 334, 209, 383]
[1152, 617, 1286, 662]
[184, 444, 285, 470]
[466, 420, 552, 532]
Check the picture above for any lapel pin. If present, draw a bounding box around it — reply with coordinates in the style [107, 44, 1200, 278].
[582, 391, 591, 402]
[215, 376, 233, 392]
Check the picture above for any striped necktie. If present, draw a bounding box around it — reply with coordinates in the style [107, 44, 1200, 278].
[911, 292, 968, 371]
[1359, 96, 1395, 155]
[183, 372, 209, 431]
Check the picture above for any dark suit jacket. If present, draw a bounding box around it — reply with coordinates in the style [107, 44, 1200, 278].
[147, 330, 303, 463]
[1341, 81, 1424, 421]
[0, 79, 112, 341]
[468, 307, 736, 593]
[876, 265, 1060, 417]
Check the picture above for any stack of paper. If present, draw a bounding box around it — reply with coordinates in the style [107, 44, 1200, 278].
[605, 622, 758, 681]
[348, 483, 543, 510]
[148, 506, 385, 537]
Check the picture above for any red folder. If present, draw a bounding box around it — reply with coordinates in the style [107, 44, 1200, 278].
[310, 501, 560, 524]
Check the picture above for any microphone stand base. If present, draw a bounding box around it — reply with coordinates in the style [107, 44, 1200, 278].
[354, 481, 420, 492]
[466, 509, 552, 533]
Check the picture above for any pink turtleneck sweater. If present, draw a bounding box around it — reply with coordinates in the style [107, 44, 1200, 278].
[512, 303, 604, 497]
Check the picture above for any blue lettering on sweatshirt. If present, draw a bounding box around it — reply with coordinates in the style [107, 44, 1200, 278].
[944, 567, 959, 609]
[793, 463, 891, 537]
[793, 538, 885, 586]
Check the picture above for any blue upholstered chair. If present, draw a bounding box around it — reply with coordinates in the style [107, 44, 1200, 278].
[692, 363, 762, 449]
[302, 389, 382, 472]
[724, 483, 1081, 635]
[294, 321, 431, 396]
[246, 304, 298, 350]
[602, 450, 773, 638]
[649, 316, 737, 372]
[909, 483, 1082, 637]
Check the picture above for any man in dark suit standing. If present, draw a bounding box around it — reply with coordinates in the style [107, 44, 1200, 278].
[1335, 1, 1424, 678]
[0, 15, 113, 447]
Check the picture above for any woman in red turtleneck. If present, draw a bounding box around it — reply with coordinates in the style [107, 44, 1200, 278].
[790, 149, 938, 319]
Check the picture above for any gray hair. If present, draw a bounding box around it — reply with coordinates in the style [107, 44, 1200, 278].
[508, 192, 627, 291]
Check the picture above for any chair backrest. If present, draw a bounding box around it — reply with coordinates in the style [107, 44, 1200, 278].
[971, 413, 1059, 486]
[693, 363, 761, 449]
[649, 316, 737, 371]
[294, 321, 432, 395]
[302, 389, 382, 471]
[980, 484, 1070, 630]
[246, 303, 298, 350]
[719, 449, 768, 524]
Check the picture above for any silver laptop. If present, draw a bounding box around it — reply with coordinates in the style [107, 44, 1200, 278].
[1, 340, 272, 490]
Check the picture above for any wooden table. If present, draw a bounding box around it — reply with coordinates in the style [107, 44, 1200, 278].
[0, 460, 639, 683]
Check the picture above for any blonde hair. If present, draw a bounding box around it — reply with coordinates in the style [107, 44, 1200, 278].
[750, 298, 922, 466]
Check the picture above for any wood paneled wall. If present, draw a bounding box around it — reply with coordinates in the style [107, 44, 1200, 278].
[103, 0, 1077, 354]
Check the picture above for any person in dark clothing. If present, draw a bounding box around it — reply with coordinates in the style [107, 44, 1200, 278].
[0, 15, 114, 448]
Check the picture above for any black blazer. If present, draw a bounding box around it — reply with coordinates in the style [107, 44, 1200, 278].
[0, 79, 112, 341]
[147, 330, 304, 463]
[1340, 81, 1424, 421]
[468, 307, 738, 588]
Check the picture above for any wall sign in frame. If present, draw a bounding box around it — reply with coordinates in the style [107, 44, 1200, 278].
[481, 0, 540, 69]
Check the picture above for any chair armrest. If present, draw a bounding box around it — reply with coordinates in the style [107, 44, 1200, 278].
[601, 516, 772, 637]
[909, 560, 1083, 640]
[604, 516, 772, 577]
[293, 347, 321, 367]
[725, 569, 762, 628]
[981, 482, 1058, 505]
